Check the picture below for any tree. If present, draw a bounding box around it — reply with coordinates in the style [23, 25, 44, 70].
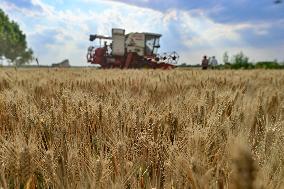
[0, 8, 33, 66]
[231, 52, 253, 69]
[223, 51, 229, 64]
[232, 51, 249, 65]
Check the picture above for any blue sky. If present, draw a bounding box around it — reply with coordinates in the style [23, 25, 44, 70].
[1, 0, 284, 65]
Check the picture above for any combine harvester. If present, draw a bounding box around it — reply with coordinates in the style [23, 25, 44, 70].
[87, 28, 179, 69]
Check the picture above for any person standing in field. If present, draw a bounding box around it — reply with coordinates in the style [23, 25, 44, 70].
[202, 56, 209, 70]
[210, 56, 218, 69]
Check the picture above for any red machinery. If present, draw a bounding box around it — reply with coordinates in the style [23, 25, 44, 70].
[87, 28, 179, 69]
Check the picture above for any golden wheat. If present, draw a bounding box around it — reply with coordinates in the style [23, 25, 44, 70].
[0, 68, 283, 189]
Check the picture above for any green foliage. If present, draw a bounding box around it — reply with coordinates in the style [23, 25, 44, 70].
[0, 8, 33, 65]
[223, 51, 229, 64]
[177, 63, 200, 68]
[219, 51, 284, 70]
[230, 51, 253, 69]
[255, 61, 284, 69]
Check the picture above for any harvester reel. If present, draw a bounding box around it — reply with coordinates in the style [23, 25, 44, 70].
[162, 53, 169, 63]
[168, 51, 179, 64]
[155, 54, 162, 62]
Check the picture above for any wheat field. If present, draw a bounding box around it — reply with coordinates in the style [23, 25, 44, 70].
[0, 68, 283, 189]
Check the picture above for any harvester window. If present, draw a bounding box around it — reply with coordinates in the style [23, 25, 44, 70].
[145, 36, 160, 56]
[153, 38, 159, 54]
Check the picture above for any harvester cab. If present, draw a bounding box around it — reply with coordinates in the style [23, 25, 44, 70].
[87, 28, 179, 69]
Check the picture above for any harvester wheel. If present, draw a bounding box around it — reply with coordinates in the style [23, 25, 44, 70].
[168, 51, 179, 64]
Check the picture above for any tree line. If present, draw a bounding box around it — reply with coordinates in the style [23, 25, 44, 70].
[0, 8, 33, 66]
[222, 51, 284, 69]
[179, 52, 284, 69]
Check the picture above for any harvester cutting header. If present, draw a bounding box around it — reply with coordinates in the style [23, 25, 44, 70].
[87, 28, 179, 69]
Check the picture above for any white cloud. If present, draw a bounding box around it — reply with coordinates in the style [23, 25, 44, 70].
[172, 10, 284, 64]
[6, 0, 166, 65]
[177, 11, 247, 48]
[0, 1, 41, 17]
[1, 0, 283, 66]
[23, 0, 171, 65]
